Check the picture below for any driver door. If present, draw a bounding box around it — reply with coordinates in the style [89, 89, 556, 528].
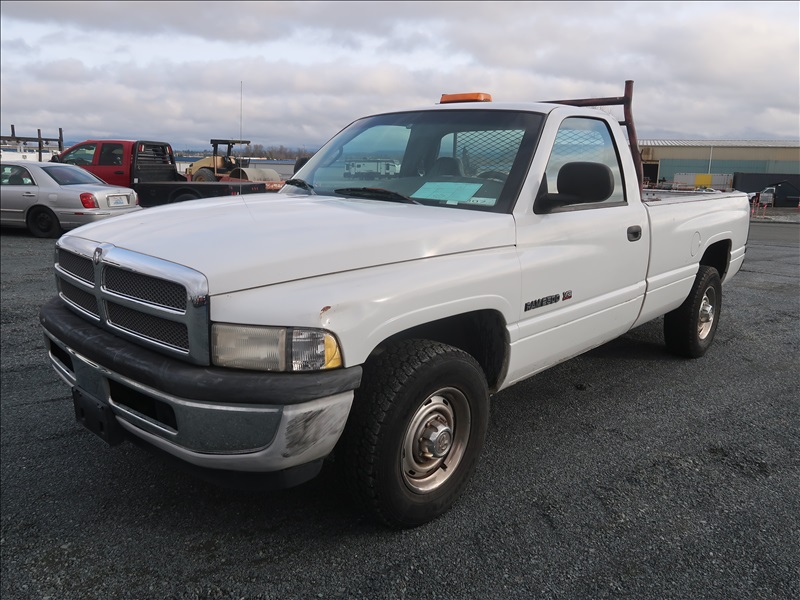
[506, 115, 649, 385]
[60, 142, 102, 179]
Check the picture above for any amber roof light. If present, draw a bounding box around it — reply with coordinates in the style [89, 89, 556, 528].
[439, 93, 493, 104]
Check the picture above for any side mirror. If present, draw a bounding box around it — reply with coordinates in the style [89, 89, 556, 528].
[534, 162, 614, 214]
[293, 156, 309, 174]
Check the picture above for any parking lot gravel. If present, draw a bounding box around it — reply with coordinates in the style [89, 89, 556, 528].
[1, 223, 798, 600]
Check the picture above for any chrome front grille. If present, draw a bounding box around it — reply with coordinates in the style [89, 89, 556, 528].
[57, 249, 94, 283]
[105, 301, 190, 349]
[104, 265, 187, 310]
[60, 279, 99, 318]
[54, 237, 210, 365]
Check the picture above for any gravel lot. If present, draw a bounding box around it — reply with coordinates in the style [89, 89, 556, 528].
[1, 223, 798, 600]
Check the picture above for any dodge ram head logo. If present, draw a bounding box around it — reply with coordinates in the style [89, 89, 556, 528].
[92, 247, 103, 265]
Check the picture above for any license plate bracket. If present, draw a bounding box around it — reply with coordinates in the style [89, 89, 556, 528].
[72, 388, 125, 446]
[108, 195, 129, 207]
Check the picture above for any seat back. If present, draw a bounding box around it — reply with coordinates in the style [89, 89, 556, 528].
[429, 157, 464, 177]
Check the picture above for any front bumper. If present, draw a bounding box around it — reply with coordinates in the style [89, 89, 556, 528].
[40, 297, 361, 480]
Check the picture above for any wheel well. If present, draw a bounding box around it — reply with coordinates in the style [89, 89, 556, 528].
[171, 189, 201, 202]
[376, 310, 508, 392]
[26, 204, 52, 216]
[700, 240, 731, 280]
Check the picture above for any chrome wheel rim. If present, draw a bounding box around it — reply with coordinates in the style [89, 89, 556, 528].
[698, 286, 716, 340]
[401, 387, 471, 494]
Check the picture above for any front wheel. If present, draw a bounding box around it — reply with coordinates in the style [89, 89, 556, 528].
[664, 265, 722, 358]
[341, 339, 489, 528]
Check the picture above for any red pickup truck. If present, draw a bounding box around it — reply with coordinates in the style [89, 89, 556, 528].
[53, 140, 267, 207]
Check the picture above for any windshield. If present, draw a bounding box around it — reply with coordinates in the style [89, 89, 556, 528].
[41, 164, 106, 186]
[282, 109, 544, 213]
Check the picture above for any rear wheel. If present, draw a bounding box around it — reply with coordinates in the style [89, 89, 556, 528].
[26, 206, 62, 238]
[340, 339, 489, 528]
[664, 265, 722, 358]
[191, 168, 217, 182]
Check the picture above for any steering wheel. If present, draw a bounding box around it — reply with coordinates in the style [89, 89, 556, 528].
[477, 170, 508, 183]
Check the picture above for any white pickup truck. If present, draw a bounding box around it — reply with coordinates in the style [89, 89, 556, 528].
[40, 81, 750, 528]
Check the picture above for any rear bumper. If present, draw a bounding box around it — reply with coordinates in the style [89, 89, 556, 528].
[40, 297, 361, 481]
[58, 206, 142, 229]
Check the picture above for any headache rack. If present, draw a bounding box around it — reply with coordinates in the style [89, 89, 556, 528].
[1, 125, 65, 160]
[545, 80, 643, 192]
[132, 141, 184, 182]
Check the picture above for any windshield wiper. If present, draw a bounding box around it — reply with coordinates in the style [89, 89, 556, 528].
[284, 178, 316, 194]
[334, 187, 421, 205]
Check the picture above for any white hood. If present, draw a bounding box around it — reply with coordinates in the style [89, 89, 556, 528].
[66, 193, 516, 295]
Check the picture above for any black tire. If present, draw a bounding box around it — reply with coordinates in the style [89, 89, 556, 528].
[664, 265, 722, 358]
[172, 193, 200, 204]
[340, 339, 489, 528]
[191, 168, 217, 182]
[26, 206, 62, 238]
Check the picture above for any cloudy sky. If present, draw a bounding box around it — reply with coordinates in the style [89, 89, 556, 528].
[1, 1, 798, 152]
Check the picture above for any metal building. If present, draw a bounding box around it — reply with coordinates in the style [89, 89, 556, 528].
[638, 140, 800, 190]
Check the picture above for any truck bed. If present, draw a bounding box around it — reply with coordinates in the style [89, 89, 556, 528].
[135, 180, 269, 207]
[632, 189, 750, 328]
[642, 190, 743, 204]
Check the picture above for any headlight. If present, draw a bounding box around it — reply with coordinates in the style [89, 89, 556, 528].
[211, 324, 342, 372]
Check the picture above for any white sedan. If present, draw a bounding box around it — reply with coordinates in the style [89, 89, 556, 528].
[0, 160, 141, 238]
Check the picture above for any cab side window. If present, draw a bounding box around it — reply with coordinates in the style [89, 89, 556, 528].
[61, 144, 97, 166]
[540, 117, 626, 208]
[99, 143, 124, 166]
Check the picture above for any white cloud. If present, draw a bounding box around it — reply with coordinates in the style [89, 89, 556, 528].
[1, 1, 798, 150]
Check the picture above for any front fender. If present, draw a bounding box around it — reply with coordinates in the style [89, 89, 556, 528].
[209, 247, 521, 366]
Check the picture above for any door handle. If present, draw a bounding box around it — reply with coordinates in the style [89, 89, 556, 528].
[627, 225, 642, 242]
[114, 171, 124, 175]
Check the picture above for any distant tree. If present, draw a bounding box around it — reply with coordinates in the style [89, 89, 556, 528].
[191, 143, 314, 159]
